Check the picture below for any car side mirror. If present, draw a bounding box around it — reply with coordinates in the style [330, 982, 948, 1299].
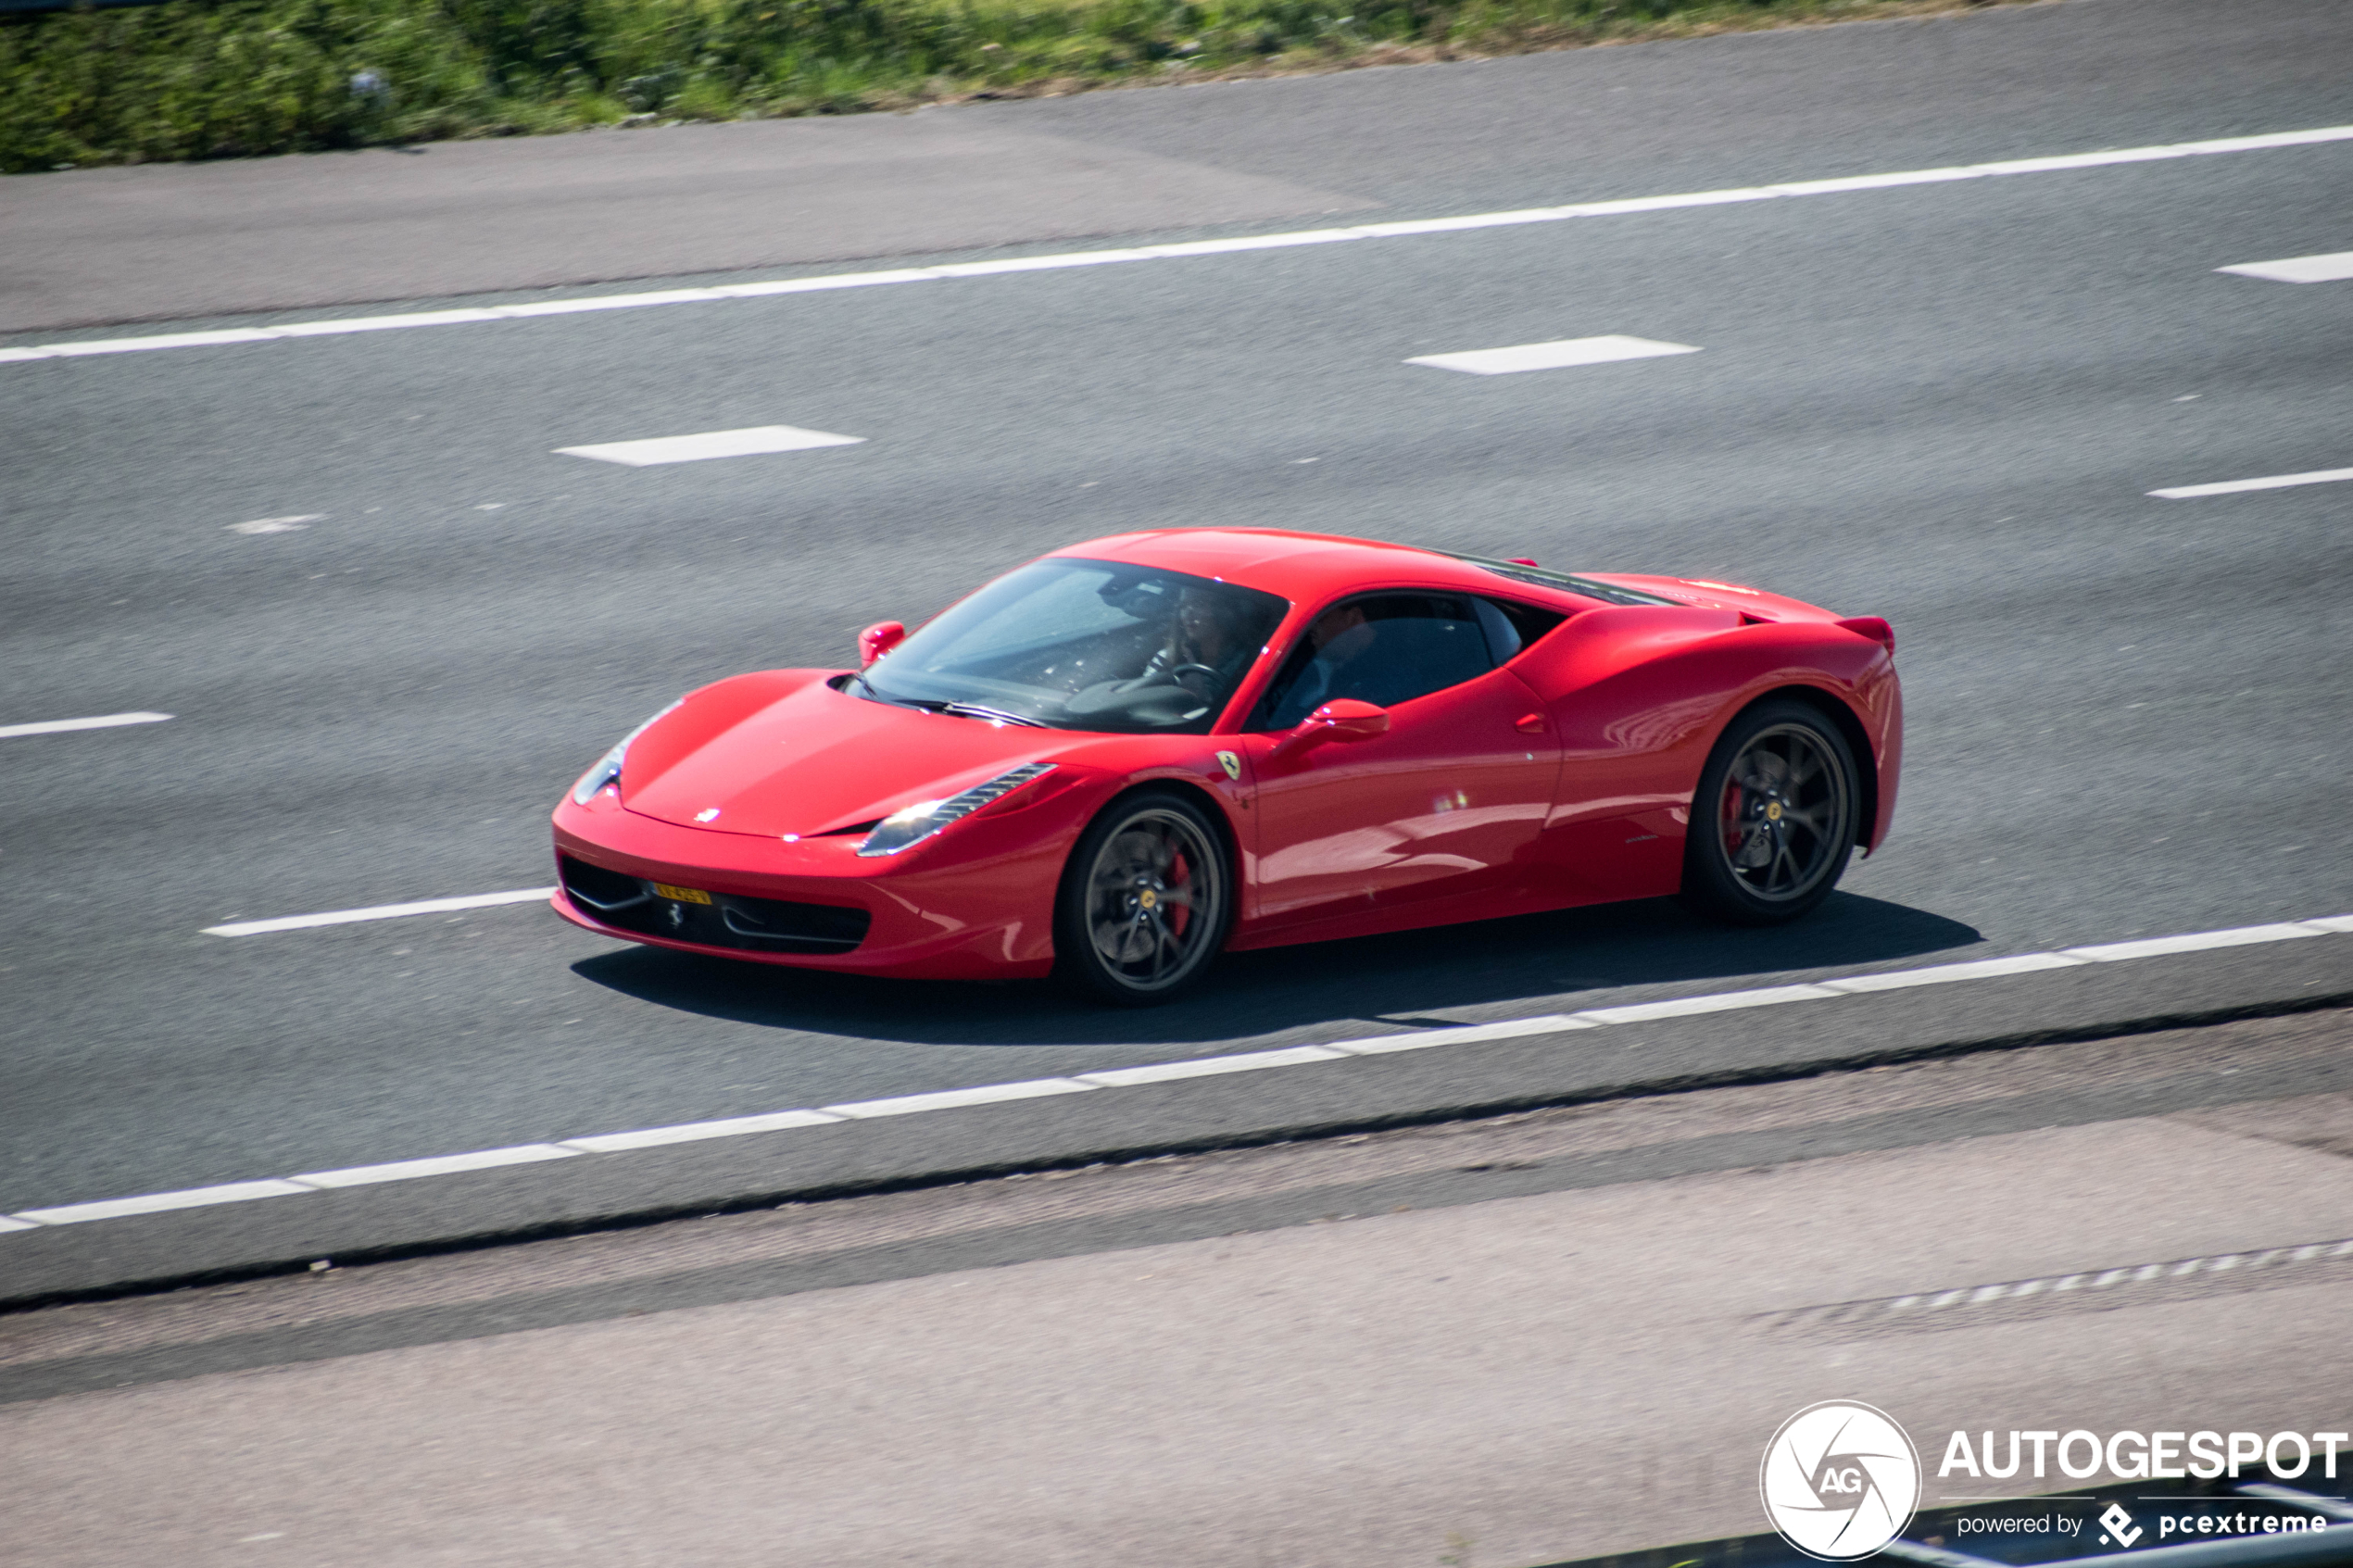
[1277, 698, 1390, 758]
[1313, 698, 1390, 739]
[858, 621, 906, 667]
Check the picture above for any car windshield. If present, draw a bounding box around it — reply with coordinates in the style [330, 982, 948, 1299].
[857, 558, 1290, 734]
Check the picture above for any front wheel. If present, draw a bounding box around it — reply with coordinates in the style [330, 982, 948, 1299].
[1680, 699, 1859, 925]
[1054, 789, 1232, 1006]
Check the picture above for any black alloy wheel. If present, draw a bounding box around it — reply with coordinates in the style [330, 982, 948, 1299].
[1680, 698, 1859, 924]
[1055, 789, 1232, 1005]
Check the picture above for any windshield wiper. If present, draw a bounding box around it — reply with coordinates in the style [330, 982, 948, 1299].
[854, 685, 1046, 727]
[941, 702, 1046, 728]
[849, 683, 950, 717]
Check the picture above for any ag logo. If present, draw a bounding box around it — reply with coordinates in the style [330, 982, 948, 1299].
[1760, 1401, 1920, 1561]
[1215, 750, 1242, 782]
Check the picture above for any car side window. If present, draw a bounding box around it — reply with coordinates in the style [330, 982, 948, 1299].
[1473, 596, 1567, 663]
[1251, 593, 1498, 730]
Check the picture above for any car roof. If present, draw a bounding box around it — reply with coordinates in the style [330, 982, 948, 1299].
[1048, 528, 1576, 608]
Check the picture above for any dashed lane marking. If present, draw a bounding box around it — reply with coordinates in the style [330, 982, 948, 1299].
[1406, 335, 1700, 375]
[4, 124, 2348, 366]
[1757, 1237, 2353, 1340]
[2149, 467, 2353, 499]
[555, 425, 865, 466]
[202, 887, 555, 936]
[14, 912, 2349, 1232]
[2218, 251, 2353, 283]
[0, 711, 172, 740]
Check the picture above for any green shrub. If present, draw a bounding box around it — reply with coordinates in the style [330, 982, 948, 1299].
[0, 0, 2000, 173]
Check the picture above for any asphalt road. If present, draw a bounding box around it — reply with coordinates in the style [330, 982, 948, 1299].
[3, 0, 2350, 1294]
[6, 1011, 2349, 1565]
[7, 0, 2353, 328]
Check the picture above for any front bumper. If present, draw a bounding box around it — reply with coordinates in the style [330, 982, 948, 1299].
[549, 790, 1077, 980]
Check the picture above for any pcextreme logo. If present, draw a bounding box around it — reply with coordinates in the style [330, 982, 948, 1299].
[1760, 1401, 1923, 1561]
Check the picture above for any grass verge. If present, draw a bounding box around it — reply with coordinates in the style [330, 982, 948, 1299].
[1, 0, 2029, 174]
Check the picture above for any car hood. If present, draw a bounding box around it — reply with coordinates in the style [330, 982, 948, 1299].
[621, 676, 1076, 838]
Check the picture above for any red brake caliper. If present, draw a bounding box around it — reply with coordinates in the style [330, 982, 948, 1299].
[1167, 848, 1191, 937]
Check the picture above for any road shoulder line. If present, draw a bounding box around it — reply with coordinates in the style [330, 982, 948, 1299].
[6, 913, 2347, 1242]
[5, 123, 2348, 366]
[6, 983, 2349, 1317]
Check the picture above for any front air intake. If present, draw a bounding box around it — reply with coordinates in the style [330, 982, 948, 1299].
[560, 855, 870, 953]
[559, 855, 648, 913]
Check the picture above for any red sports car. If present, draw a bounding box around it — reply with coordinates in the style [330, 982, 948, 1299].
[550, 529, 1901, 1005]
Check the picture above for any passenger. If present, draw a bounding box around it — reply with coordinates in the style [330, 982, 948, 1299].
[1269, 602, 1376, 725]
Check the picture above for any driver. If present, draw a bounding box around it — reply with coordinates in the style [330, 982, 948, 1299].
[1141, 585, 1257, 698]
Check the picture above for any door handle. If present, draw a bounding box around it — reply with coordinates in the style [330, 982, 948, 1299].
[1515, 712, 1547, 734]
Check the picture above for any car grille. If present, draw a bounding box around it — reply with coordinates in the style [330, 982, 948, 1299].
[558, 854, 871, 954]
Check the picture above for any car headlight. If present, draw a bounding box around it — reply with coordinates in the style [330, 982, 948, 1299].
[570, 699, 683, 805]
[857, 763, 1055, 858]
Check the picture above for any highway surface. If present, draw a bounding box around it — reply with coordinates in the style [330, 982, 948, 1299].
[6, 1010, 2351, 1564]
[3, 0, 2350, 1309]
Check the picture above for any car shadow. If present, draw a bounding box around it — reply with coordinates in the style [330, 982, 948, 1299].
[569, 891, 1982, 1050]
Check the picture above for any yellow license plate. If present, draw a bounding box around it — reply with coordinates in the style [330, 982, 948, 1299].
[651, 884, 713, 905]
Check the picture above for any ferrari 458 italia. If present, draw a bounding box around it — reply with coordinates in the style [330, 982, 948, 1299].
[551, 529, 1902, 1004]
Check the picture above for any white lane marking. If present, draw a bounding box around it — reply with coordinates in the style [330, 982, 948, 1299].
[273, 308, 509, 336]
[823, 1079, 1096, 1118]
[1076, 1044, 1349, 1087]
[561, 1109, 845, 1153]
[2149, 467, 2353, 499]
[712, 269, 937, 299]
[496, 289, 724, 318]
[5, 123, 2349, 366]
[1574, 983, 1841, 1024]
[36, 328, 283, 357]
[1334, 1014, 1592, 1054]
[2218, 251, 2353, 283]
[229, 515, 321, 534]
[556, 425, 865, 466]
[930, 248, 1160, 276]
[2060, 922, 2328, 962]
[1770, 1235, 2353, 1330]
[0, 711, 172, 740]
[288, 1145, 578, 1188]
[1406, 335, 1700, 375]
[1818, 952, 2088, 993]
[203, 887, 554, 936]
[11, 911, 2349, 1230]
[15, 1180, 314, 1225]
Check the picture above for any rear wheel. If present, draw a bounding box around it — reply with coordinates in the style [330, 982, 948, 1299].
[1680, 699, 1859, 925]
[1055, 789, 1231, 1006]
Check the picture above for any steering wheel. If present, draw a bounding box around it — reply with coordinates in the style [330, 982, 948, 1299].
[1064, 664, 1222, 723]
[1103, 663, 1217, 696]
